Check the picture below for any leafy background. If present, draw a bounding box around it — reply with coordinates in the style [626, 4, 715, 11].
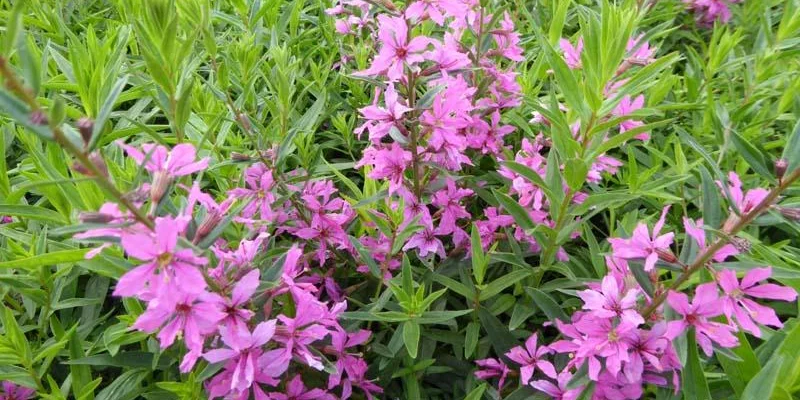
[0, 0, 799, 399]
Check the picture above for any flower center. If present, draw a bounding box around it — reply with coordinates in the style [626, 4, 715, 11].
[157, 252, 173, 267]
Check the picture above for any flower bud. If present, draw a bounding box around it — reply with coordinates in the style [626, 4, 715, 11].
[231, 152, 252, 162]
[730, 237, 751, 253]
[79, 212, 116, 224]
[77, 117, 94, 145]
[655, 248, 678, 264]
[193, 210, 223, 244]
[775, 158, 788, 180]
[150, 171, 173, 204]
[776, 206, 800, 221]
[72, 153, 108, 178]
[30, 110, 48, 125]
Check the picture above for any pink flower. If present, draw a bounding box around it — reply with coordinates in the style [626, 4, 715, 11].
[559, 37, 583, 69]
[612, 95, 649, 140]
[229, 163, 277, 222]
[608, 206, 674, 271]
[115, 216, 208, 297]
[531, 371, 583, 400]
[505, 333, 557, 384]
[432, 178, 473, 235]
[424, 33, 471, 72]
[492, 12, 524, 61]
[578, 275, 644, 326]
[203, 321, 277, 394]
[0, 381, 35, 400]
[270, 375, 335, 400]
[358, 143, 412, 194]
[683, 217, 738, 262]
[355, 84, 411, 143]
[118, 142, 209, 177]
[212, 269, 259, 334]
[133, 290, 225, 354]
[666, 283, 739, 356]
[269, 291, 332, 373]
[720, 172, 769, 214]
[340, 358, 383, 400]
[474, 358, 511, 390]
[328, 329, 372, 389]
[626, 35, 656, 64]
[403, 228, 446, 258]
[355, 15, 431, 81]
[718, 267, 797, 336]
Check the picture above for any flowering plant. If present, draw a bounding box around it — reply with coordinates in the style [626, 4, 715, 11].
[0, 0, 800, 399]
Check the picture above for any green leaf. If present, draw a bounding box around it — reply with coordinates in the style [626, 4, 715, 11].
[0, 89, 54, 140]
[464, 383, 488, 400]
[730, 131, 772, 180]
[477, 308, 517, 358]
[348, 236, 381, 279]
[464, 322, 479, 359]
[741, 354, 784, 400]
[525, 288, 569, 322]
[699, 166, 722, 230]
[478, 270, 530, 301]
[784, 118, 800, 174]
[564, 158, 589, 191]
[0, 204, 67, 224]
[471, 224, 487, 285]
[0, 249, 90, 270]
[493, 190, 534, 231]
[89, 75, 129, 150]
[402, 321, 420, 358]
[717, 332, 761, 397]
[683, 330, 712, 400]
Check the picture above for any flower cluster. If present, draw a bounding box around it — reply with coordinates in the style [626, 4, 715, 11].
[683, 0, 743, 26]
[485, 34, 658, 259]
[475, 175, 797, 399]
[0, 381, 34, 400]
[331, 0, 522, 267]
[74, 143, 379, 399]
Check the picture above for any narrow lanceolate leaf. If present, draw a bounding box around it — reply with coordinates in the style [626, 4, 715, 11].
[784, 118, 800, 173]
[730, 131, 772, 180]
[0, 204, 67, 224]
[89, 75, 129, 150]
[741, 355, 784, 400]
[402, 321, 420, 358]
[0, 249, 90, 270]
[494, 190, 535, 231]
[717, 332, 761, 397]
[525, 288, 569, 322]
[683, 330, 712, 400]
[471, 223, 487, 285]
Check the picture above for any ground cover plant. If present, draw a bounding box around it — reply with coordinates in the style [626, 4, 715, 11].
[0, 0, 799, 398]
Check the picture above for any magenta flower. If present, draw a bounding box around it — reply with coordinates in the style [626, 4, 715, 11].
[328, 329, 372, 389]
[355, 15, 430, 81]
[608, 206, 674, 271]
[531, 371, 583, 400]
[573, 316, 638, 379]
[403, 228, 446, 258]
[684, 0, 740, 25]
[492, 12, 524, 62]
[268, 291, 331, 374]
[356, 84, 411, 143]
[0, 381, 35, 400]
[424, 33, 471, 72]
[474, 358, 511, 390]
[612, 95, 649, 140]
[118, 142, 209, 176]
[626, 35, 656, 64]
[340, 358, 384, 400]
[212, 269, 259, 334]
[622, 324, 670, 382]
[559, 37, 583, 69]
[505, 333, 557, 384]
[578, 275, 644, 326]
[666, 283, 739, 356]
[718, 267, 797, 336]
[358, 143, 412, 194]
[229, 162, 277, 222]
[683, 217, 738, 262]
[270, 375, 335, 400]
[720, 172, 769, 214]
[132, 290, 225, 353]
[432, 178, 473, 235]
[115, 216, 208, 297]
[203, 321, 277, 396]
